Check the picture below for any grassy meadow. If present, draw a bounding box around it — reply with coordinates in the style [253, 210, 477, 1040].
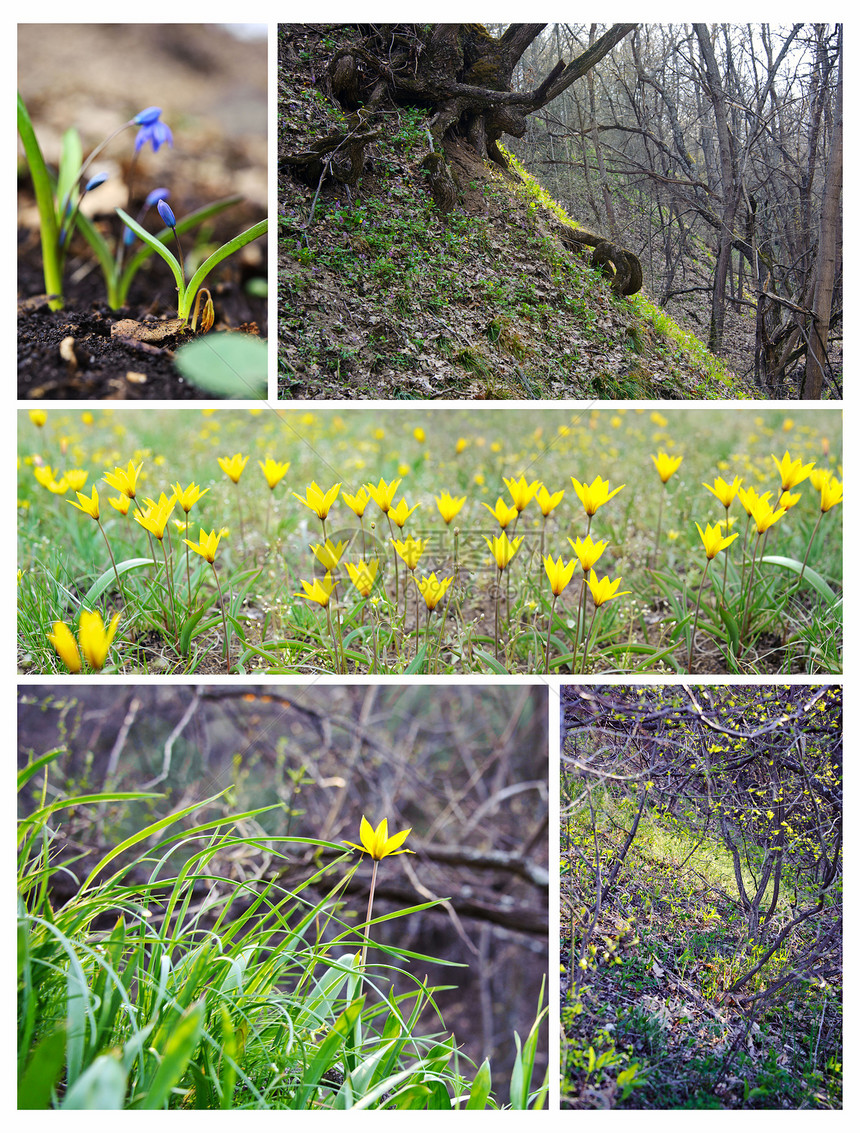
[17, 405, 842, 675]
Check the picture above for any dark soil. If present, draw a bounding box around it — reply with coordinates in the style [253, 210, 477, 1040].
[17, 240, 267, 400]
[17, 22, 268, 400]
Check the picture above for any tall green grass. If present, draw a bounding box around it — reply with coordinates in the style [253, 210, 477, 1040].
[18, 753, 548, 1110]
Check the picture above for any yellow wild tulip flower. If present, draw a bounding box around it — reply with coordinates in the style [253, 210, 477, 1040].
[345, 559, 379, 597]
[47, 621, 82, 673]
[172, 481, 210, 513]
[259, 457, 290, 491]
[481, 497, 519, 529]
[346, 816, 414, 861]
[536, 485, 565, 516]
[571, 475, 625, 517]
[587, 571, 631, 607]
[218, 453, 249, 484]
[388, 499, 420, 529]
[504, 474, 540, 513]
[416, 572, 452, 611]
[772, 450, 815, 491]
[184, 528, 222, 564]
[342, 486, 371, 518]
[293, 481, 341, 519]
[103, 460, 143, 499]
[696, 522, 739, 560]
[651, 451, 683, 483]
[391, 535, 425, 571]
[703, 475, 743, 508]
[64, 470, 89, 492]
[820, 475, 843, 513]
[295, 572, 336, 607]
[311, 538, 348, 571]
[544, 555, 577, 597]
[484, 530, 523, 571]
[365, 477, 401, 514]
[435, 490, 466, 525]
[68, 486, 100, 520]
[78, 609, 122, 671]
[568, 535, 608, 573]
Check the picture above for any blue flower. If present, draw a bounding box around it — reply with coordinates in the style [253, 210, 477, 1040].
[157, 199, 177, 228]
[133, 107, 172, 153]
[145, 187, 170, 208]
[84, 172, 109, 193]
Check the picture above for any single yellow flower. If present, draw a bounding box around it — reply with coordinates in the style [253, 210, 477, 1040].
[259, 457, 290, 490]
[47, 621, 82, 673]
[218, 453, 249, 484]
[295, 572, 336, 607]
[455, 437, 468, 454]
[748, 496, 786, 535]
[481, 497, 519, 529]
[820, 475, 843, 513]
[571, 475, 625, 516]
[342, 486, 371, 517]
[365, 477, 401, 514]
[651, 452, 683, 483]
[108, 495, 131, 515]
[184, 528, 222, 564]
[413, 426, 426, 443]
[345, 559, 379, 597]
[568, 534, 608, 572]
[345, 816, 415, 860]
[293, 481, 341, 519]
[772, 450, 815, 491]
[536, 485, 565, 516]
[78, 609, 122, 671]
[29, 409, 48, 427]
[389, 498, 420, 528]
[134, 496, 175, 540]
[435, 490, 466, 525]
[172, 481, 210, 512]
[416, 572, 452, 610]
[391, 535, 425, 571]
[68, 485, 100, 520]
[504, 474, 540, 512]
[587, 570, 631, 607]
[311, 538, 348, 571]
[544, 555, 577, 597]
[778, 489, 802, 511]
[64, 470, 89, 492]
[103, 460, 143, 499]
[703, 475, 743, 507]
[696, 522, 739, 560]
[34, 465, 55, 489]
[484, 531, 523, 571]
[47, 478, 69, 495]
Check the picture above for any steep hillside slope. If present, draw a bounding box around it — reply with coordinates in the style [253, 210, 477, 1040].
[278, 26, 757, 400]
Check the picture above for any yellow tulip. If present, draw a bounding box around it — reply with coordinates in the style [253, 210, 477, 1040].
[345, 816, 414, 860]
[218, 453, 249, 484]
[78, 609, 122, 671]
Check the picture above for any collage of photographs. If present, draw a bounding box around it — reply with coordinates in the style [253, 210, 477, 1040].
[16, 20, 844, 1115]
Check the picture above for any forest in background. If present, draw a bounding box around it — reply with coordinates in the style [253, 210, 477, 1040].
[503, 24, 842, 396]
[560, 684, 841, 1109]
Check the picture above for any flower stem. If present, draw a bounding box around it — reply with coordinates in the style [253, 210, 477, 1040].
[544, 594, 558, 673]
[687, 560, 711, 673]
[359, 858, 380, 969]
[211, 561, 232, 671]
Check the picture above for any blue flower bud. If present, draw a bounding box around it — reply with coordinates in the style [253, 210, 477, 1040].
[157, 199, 177, 228]
[145, 187, 170, 208]
[134, 106, 163, 125]
[84, 172, 109, 193]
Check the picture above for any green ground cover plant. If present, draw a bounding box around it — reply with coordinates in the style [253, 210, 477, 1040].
[560, 685, 842, 1110]
[18, 406, 841, 676]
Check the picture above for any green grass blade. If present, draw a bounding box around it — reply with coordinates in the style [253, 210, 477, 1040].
[137, 999, 205, 1110]
[61, 1051, 127, 1110]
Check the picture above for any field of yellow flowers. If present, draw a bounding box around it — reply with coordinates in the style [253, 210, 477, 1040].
[17, 406, 842, 676]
